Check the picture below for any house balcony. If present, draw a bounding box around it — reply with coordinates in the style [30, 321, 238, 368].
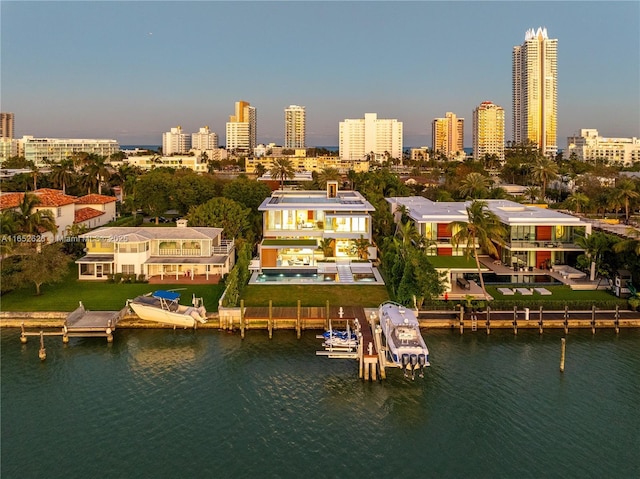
[212, 240, 234, 255]
[506, 241, 583, 250]
[158, 248, 203, 256]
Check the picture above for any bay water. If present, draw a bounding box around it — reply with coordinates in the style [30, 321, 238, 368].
[2, 328, 639, 478]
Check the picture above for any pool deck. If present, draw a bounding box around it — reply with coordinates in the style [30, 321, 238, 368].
[249, 264, 385, 285]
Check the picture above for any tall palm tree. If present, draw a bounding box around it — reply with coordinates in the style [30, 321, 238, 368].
[449, 200, 506, 301]
[531, 157, 558, 201]
[611, 178, 639, 222]
[6, 193, 58, 238]
[575, 232, 613, 282]
[523, 186, 541, 203]
[80, 154, 111, 194]
[458, 172, 491, 199]
[269, 158, 295, 190]
[49, 158, 76, 194]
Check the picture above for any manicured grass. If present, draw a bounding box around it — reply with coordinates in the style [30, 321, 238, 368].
[240, 284, 390, 307]
[484, 285, 626, 308]
[1, 266, 225, 312]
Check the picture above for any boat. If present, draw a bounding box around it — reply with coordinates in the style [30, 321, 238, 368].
[128, 290, 207, 328]
[317, 320, 360, 350]
[378, 301, 430, 379]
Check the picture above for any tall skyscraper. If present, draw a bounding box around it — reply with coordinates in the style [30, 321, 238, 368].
[432, 112, 464, 159]
[226, 100, 257, 152]
[284, 105, 306, 148]
[162, 126, 192, 155]
[1, 112, 15, 139]
[473, 101, 505, 161]
[512, 27, 558, 156]
[339, 113, 403, 161]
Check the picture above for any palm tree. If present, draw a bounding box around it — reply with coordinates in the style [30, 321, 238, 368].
[49, 158, 76, 194]
[80, 154, 111, 194]
[317, 167, 341, 189]
[523, 186, 541, 203]
[613, 228, 640, 255]
[27, 160, 39, 191]
[449, 200, 506, 301]
[319, 238, 334, 258]
[575, 232, 612, 281]
[269, 158, 295, 190]
[458, 172, 491, 199]
[611, 178, 639, 222]
[5, 193, 58, 240]
[565, 192, 589, 214]
[531, 157, 558, 201]
[346, 169, 358, 190]
[254, 163, 267, 178]
[351, 235, 372, 260]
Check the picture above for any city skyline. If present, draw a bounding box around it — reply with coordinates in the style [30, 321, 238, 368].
[2, 1, 638, 148]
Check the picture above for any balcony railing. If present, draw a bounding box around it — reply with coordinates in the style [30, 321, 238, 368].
[158, 248, 202, 256]
[212, 240, 234, 255]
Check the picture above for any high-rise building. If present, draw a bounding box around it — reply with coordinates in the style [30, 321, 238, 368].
[513, 27, 558, 156]
[1, 112, 15, 139]
[432, 112, 464, 159]
[226, 101, 257, 152]
[284, 105, 306, 149]
[162, 126, 191, 155]
[191, 126, 219, 150]
[339, 113, 403, 162]
[473, 101, 505, 161]
[18, 136, 119, 166]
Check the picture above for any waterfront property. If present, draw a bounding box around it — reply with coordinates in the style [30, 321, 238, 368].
[76, 219, 235, 282]
[387, 196, 593, 295]
[256, 181, 380, 283]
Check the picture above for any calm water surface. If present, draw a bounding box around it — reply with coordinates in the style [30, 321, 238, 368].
[2, 328, 639, 478]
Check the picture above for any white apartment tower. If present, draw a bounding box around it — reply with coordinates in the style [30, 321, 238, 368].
[339, 113, 403, 162]
[284, 105, 306, 149]
[513, 27, 558, 156]
[162, 126, 192, 155]
[432, 112, 464, 159]
[565, 129, 640, 166]
[191, 126, 219, 150]
[226, 101, 257, 152]
[473, 101, 505, 161]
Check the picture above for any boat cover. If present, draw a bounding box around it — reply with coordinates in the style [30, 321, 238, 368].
[153, 290, 181, 301]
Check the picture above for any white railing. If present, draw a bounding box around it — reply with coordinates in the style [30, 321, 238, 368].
[158, 248, 202, 256]
[212, 240, 234, 255]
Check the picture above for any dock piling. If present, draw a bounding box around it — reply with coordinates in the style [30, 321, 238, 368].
[268, 300, 273, 339]
[539, 306, 544, 334]
[38, 331, 46, 361]
[564, 305, 569, 334]
[486, 306, 491, 335]
[240, 300, 245, 339]
[615, 305, 620, 334]
[591, 305, 596, 335]
[513, 306, 518, 335]
[560, 338, 566, 372]
[20, 322, 27, 344]
[296, 300, 301, 339]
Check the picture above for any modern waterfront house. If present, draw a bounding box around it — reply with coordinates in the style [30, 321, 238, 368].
[387, 197, 592, 293]
[76, 219, 235, 282]
[256, 182, 379, 283]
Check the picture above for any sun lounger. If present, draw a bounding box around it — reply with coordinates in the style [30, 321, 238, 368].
[516, 288, 533, 295]
[534, 287, 552, 295]
[498, 287, 514, 295]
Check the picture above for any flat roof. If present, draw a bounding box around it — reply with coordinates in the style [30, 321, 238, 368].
[259, 189, 374, 212]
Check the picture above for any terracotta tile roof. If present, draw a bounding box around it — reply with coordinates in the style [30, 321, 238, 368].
[74, 207, 105, 223]
[0, 189, 78, 210]
[0, 192, 24, 210]
[75, 194, 117, 205]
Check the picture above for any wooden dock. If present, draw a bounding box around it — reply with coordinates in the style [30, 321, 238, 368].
[19, 302, 127, 353]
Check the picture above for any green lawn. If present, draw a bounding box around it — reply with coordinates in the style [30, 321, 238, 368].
[240, 284, 390, 307]
[485, 285, 626, 308]
[1, 265, 225, 312]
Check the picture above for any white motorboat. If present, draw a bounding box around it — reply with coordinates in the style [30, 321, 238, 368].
[128, 290, 207, 328]
[378, 301, 430, 379]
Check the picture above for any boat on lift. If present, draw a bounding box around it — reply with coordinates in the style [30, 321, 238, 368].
[128, 290, 207, 328]
[378, 301, 430, 379]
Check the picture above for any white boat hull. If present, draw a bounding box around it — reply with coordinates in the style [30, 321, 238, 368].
[379, 301, 430, 374]
[129, 302, 206, 328]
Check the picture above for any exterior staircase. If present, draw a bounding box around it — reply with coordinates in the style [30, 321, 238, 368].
[337, 264, 354, 283]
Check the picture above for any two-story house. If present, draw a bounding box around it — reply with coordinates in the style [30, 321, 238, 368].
[257, 182, 376, 274]
[387, 196, 592, 291]
[76, 219, 235, 282]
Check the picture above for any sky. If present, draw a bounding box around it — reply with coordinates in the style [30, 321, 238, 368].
[2, 1, 639, 148]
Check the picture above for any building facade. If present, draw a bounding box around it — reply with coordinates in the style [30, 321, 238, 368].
[76, 220, 235, 281]
[226, 100, 257, 152]
[432, 112, 464, 159]
[191, 126, 218, 151]
[19, 136, 119, 166]
[513, 27, 558, 157]
[162, 126, 192, 155]
[1, 112, 15, 139]
[565, 129, 640, 166]
[284, 105, 306, 149]
[473, 101, 505, 161]
[246, 155, 370, 175]
[339, 113, 403, 162]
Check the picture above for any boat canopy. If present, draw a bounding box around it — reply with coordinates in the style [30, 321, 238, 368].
[153, 290, 181, 301]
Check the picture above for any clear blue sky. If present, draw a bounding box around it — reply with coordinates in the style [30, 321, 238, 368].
[2, 1, 639, 148]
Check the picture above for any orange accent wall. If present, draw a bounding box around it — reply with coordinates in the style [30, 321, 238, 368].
[262, 248, 277, 267]
[438, 247, 453, 256]
[536, 251, 551, 269]
[307, 210, 314, 220]
[437, 223, 451, 238]
[536, 226, 552, 241]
